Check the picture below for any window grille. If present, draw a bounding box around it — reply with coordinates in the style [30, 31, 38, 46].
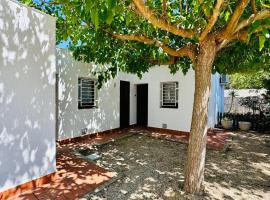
[160, 82, 179, 108]
[78, 78, 97, 109]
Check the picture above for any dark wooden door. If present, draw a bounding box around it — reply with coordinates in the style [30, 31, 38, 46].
[137, 84, 148, 127]
[120, 81, 130, 128]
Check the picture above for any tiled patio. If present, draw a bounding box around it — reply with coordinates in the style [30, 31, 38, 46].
[12, 151, 116, 200]
[9, 128, 230, 200]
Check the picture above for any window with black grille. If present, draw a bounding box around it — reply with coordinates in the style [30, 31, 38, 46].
[78, 78, 97, 109]
[160, 82, 179, 108]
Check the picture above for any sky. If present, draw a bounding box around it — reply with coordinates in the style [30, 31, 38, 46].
[57, 40, 70, 49]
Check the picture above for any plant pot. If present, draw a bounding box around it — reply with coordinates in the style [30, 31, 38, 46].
[221, 119, 233, 129]
[238, 121, 251, 131]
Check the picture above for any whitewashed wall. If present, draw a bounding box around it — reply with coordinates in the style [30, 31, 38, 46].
[57, 49, 223, 140]
[57, 49, 121, 140]
[122, 68, 195, 132]
[124, 68, 223, 130]
[0, 0, 56, 192]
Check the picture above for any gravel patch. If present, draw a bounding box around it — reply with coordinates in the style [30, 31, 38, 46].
[204, 131, 270, 200]
[81, 132, 270, 200]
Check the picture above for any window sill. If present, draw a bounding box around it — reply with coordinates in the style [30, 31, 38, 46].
[160, 106, 178, 109]
[78, 106, 98, 110]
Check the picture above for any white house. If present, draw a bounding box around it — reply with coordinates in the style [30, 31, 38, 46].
[57, 49, 224, 141]
[0, 0, 224, 195]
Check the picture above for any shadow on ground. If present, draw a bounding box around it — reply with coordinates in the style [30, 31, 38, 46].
[205, 131, 270, 200]
[83, 131, 270, 200]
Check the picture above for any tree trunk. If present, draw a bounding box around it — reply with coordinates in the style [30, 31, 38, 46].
[184, 38, 217, 194]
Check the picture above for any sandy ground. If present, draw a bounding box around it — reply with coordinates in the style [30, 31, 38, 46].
[82, 131, 270, 200]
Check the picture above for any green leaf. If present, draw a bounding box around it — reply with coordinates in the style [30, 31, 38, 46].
[90, 9, 99, 30]
[125, 14, 131, 26]
[249, 20, 262, 33]
[85, 0, 95, 11]
[106, 0, 116, 9]
[23, 0, 33, 5]
[262, 28, 270, 39]
[262, 3, 270, 9]
[105, 9, 114, 24]
[264, 18, 270, 25]
[259, 35, 266, 51]
[224, 11, 230, 22]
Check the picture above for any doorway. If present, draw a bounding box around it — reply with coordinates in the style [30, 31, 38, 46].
[137, 84, 148, 127]
[120, 81, 130, 128]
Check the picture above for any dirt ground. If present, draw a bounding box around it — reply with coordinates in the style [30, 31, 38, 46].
[82, 131, 270, 200]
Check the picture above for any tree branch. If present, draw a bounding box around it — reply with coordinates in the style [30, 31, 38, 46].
[112, 34, 155, 45]
[231, 31, 249, 41]
[217, 30, 249, 51]
[217, 40, 233, 51]
[221, 0, 250, 38]
[185, 0, 189, 15]
[111, 33, 197, 63]
[218, 23, 270, 51]
[199, 0, 224, 41]
[218, 8, 270, 49]
[179, 0, 183, 15]
[252, 25, 270, 33]
[234, 9, 270, 34]
[132, 0, 195, 38]
[162, 0, 168, 20]
[251, 0, 257, 13]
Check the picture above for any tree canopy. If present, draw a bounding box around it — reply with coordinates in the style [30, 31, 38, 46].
[22, 0, 270, 85]
[229, 71, 270, 89]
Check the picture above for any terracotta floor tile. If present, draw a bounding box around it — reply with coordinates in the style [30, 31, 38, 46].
[14, 151, 115, 200]
[11, 193, 37, 200]
[33, 192, 54, 200]
[54, 195, 68, 200]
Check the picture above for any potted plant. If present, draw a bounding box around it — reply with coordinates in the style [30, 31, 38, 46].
[221, 116, 233, 129]
[238, 121, 252, 131]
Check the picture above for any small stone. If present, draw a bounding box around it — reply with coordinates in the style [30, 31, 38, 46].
[120, 190, 128, 195]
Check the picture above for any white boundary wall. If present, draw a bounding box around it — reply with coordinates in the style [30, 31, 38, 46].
[0, 0, 56, 192]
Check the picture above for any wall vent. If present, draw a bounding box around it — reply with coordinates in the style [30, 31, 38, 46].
[162, 123, 167, 129]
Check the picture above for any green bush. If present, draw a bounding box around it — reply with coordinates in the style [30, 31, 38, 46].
[229, 71, 270, 89]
